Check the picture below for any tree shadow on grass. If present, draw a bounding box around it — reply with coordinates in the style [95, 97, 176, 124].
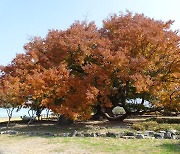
[0, 119, 130, 131]
[159, 143, 180, 153]
[0, 119, 131, 138]
[0, 120, 87, 133]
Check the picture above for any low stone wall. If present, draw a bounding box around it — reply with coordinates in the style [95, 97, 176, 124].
[0, 130, 179, 139]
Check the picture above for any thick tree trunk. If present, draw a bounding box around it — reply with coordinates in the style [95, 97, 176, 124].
[91, 105, 105, 120]
[57, 115, 74, 125]
[103, 112, 128, 121]
[101, 106, 128, 121]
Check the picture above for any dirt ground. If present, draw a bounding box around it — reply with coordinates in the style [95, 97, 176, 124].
[0, 136, 56, 154]
[0, 116, 180, 154]
[0, 135, 93, 154]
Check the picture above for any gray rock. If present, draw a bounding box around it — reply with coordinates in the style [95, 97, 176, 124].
[168, 130, 177, 135]
[144, 136, 154, 139]
[29, 132, 36, 136]
[95, 132, 101, 137]
[172, 134, 177, 139]
[106, 132, 117, 137]
[126, 132, 135, 136]
[20, 132, 27, 135]
[60, 133, 70, 137]
[144, 131, 154, 137]
[44, 132, 51, 136]
[6, 130, 10, 133]
[154, 133, 164, 139]
[164, 132, 172, 139]
[115, 133, 122, 138]
[99, 133, 106, 137]
[26, 132, 31, 135]
[136, 134, 144, 139]
[0, 129, 179, 140]
[76, 132, 84, 137]
[71, 130, 77, 137]
[122, 136, 135, 139]
[159, 131, 166, 133]
[84, 133, 91, 137]
[176, 135, 180, 139]
[159, 131, 166, 138]
[67, 132, 72, 137]
[49, 133, 55, 137]
[90, 133, 96, 137]
[9, 131, 17, 135]
[37, 132, 41, 136]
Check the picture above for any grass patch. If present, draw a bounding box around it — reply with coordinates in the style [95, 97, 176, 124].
[50, 137, 180, 154]
[0, 134, 180, 154]
[148, 117, 180, 124]
[158, 143, 180, 154]
[1, 117, 179, 154]
[132, 121, 180, 131]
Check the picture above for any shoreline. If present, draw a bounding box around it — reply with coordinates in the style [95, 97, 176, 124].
[0, 117, 21, 122]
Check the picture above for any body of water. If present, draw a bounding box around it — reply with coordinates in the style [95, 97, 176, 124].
[0, 108, 47, 118]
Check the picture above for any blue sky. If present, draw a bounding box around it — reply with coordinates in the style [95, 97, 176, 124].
[0, 0, 180, 65]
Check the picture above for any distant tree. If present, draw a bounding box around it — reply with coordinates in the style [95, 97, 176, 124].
[0, 74, 22, 127]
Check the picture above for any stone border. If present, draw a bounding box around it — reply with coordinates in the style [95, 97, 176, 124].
[0, 130, 179, 139]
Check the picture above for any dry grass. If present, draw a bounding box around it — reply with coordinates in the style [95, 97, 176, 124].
[0, 135, 179, 154]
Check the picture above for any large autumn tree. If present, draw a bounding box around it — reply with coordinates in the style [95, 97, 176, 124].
[96, 12, 180, 119]
[1, 22, 106, 120]
[1, 12, 179, 121]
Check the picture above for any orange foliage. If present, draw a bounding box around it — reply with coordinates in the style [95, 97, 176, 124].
[0, 12, 179, 119]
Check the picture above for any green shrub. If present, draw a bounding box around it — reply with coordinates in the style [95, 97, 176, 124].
[112, 106, 126, 115]
[143, 121, 158, 130]
[156, 118, 180, 124]
[132, 123, 145, 131]
[132, 121, 158, 131]
[156, 124, 173, 131]
[132, 121, 180, 131]
[158, 124, 180, 131]
[146, 117, 180, 124]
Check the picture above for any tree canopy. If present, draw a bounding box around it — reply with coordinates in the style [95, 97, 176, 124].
[0, 12, 179, 121]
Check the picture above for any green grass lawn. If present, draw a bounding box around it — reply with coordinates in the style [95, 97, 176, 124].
[0, 135, 179, 154]
[0, 117, 180, 154]
[50, 137, 180, 154]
